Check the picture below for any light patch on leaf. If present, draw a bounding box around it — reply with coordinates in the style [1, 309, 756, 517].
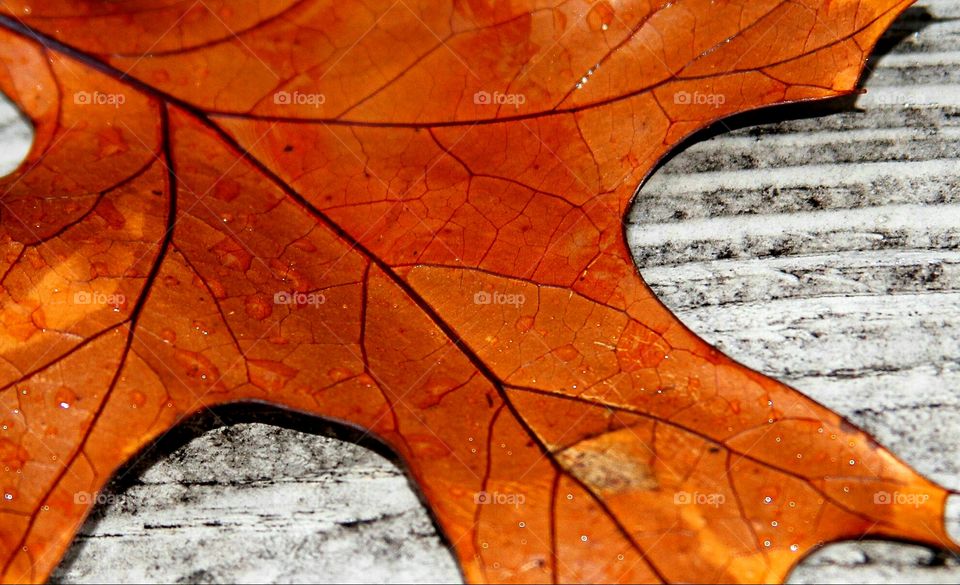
[556, 428, 658, 495]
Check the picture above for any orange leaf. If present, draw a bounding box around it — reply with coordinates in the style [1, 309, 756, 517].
[0, 1, 955, 583]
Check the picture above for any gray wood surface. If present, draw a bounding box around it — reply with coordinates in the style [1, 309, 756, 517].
[0, 1, 958, 582]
